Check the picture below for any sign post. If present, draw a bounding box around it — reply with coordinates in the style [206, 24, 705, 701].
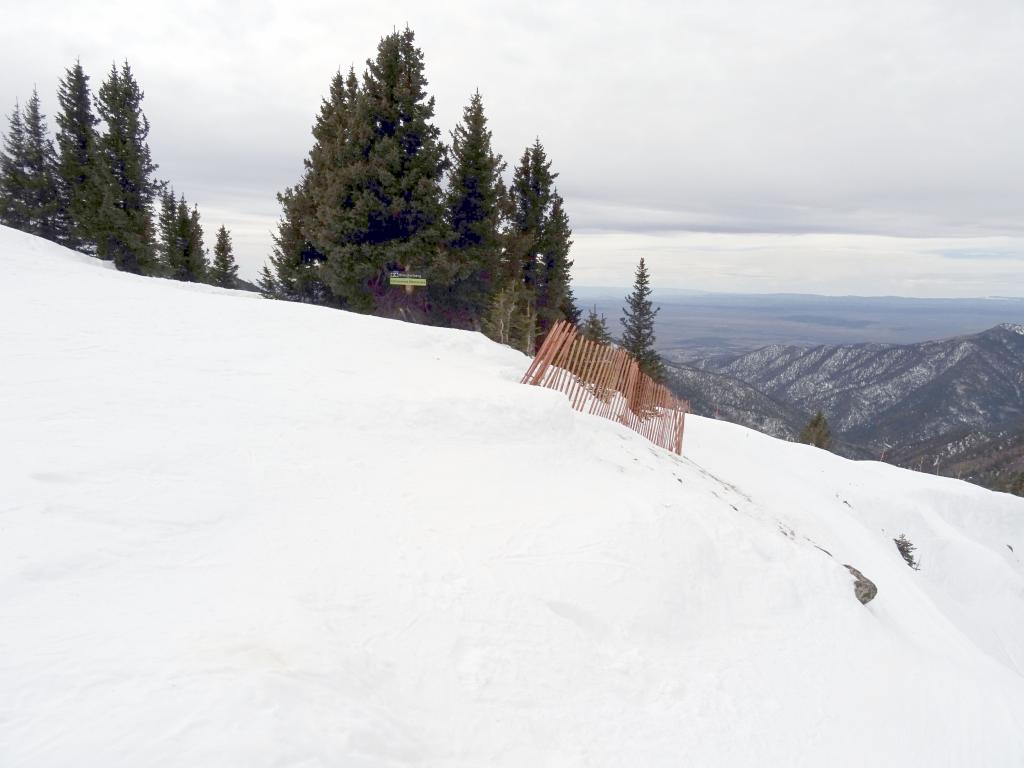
[389, 271, 428, 293]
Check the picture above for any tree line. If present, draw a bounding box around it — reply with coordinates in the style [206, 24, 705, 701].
[1, 27, 668, 377]
[0, 61, 239, 287]
[258, 27, 580, 352]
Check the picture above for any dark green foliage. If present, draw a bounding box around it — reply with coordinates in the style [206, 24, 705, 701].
[0, 91, 65, 242]
[620, 258, 664, 380]
[0, 102, 28, 229]
[308, 28, 448, 316]
[258, 184, 334, 304]
[505, 139, 578, 342]
[157, 188, 177, 268]
[93, 62, 159, 273]
[157, 189, 207, 282]
[432, 90, 505, 328]
[180, 201, 206, 281]
[580, 305, 613, 345]
[537, 196, 579, 329]
[894, 533, 919, 569]
[55, 61, 101, 251]
[508, 140, 554, 291]
[209, 225, 239, 288]
[799, 410, 833, 450]
[258, 25, 578, 335]
[481, 282, 536, 354]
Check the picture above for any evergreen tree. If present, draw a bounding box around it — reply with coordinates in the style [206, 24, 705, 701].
[0, 92, 64, 241]
[481, 282, 536, 354]
[0, 102, 29, 229]
[799, 411, 833, 450]
[508, 140, 554, 291]
[893, 534, 919, 569]
[55, 61, 101, 251]
[184, 203, 207, 281]
[620, 258, 664, 380]
[209, 225, 239, 288]
[165, 197, 206, 282]
[432, 89, 506, 328]
[258, 183, 333, 304]
[20, 89, 65, 242]
[580, 305, 612, 345]
[156, 187, 177, 271]
[537, 195, 579, 330]
[309, 27, 448, 315]
[93, 61, 159, 273]
[506, 139, 577, 341]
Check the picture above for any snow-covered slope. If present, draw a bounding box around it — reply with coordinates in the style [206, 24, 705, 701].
[2, 226, 1023, 767]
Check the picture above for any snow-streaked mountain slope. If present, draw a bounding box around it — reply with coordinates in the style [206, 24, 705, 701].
[1, 226, 1023, 767]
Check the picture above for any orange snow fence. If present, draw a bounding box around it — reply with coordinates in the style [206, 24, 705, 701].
[520, 320, 690, 454]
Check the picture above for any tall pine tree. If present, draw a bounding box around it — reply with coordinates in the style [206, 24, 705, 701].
[258, 183, 333, 304]
[580, 306, 612, 345]
[0, 102, 29, 230]
[209, 225, 239, 288]
[537, 195, 579, 330]
[620, 258, 664, 381]
[0, 92, 64, 241]
[163, 196, 207, 282]
[93, 61, 159, 273]
[432, 89, 506, 328]
[505, 139, 578, 343]
[20, 89, 66, 242]
[310, 27, 448, 316]
[55, 61, 101, 252]
[508, 140, 554, 292]
[157, 187, 177, 270]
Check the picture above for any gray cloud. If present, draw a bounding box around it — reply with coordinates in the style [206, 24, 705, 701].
[2, 0, 1023, 295]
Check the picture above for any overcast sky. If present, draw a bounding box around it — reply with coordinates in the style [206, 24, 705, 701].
[3, 0, 1023, 296]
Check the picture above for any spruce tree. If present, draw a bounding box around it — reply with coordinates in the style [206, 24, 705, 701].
[0, 93, 64, 241]
[258, 183, 333, 304]
[156, 187, 177, 272]
[184, 203, 207, 281]
[432, 89, 506, 328]
[506, 139, 578, 341]
[580, 306, 612, 345]
[799, 411, 833, 450]
[93, 61, 159, 273]
[55, 61, 101, 251]
[620, 258, 664, 380]
[508, 140, 554, 291]
[310, 27, 448, 315]
[893, 534, 919, 569]
[19, 89, 65, 242]
[0, 102, 29, 230]
[209, 225, 239, 288]
[537, 195, 579, 330]
[481, 282, 536, 354]
[164, 196, 207, 282]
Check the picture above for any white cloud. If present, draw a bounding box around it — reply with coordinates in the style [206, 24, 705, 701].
[2, 0, 1022, 295]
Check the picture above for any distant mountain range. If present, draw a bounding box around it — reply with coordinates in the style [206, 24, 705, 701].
[578, 290, 1024, 359]
[668, 323, 1024, 490]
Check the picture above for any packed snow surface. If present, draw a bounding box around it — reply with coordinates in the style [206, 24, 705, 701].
[2, 226, 1024, 766]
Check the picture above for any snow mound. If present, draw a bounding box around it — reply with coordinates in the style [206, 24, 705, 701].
[2, 225, 1023, 767]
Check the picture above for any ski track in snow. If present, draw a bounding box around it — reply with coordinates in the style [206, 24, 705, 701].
[1, 226, 1023, 766]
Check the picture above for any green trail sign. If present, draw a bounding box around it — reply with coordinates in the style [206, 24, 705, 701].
[389, 272, 427, 287]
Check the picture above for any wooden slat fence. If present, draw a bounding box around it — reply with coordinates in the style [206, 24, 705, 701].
[521, 320, 689, 454]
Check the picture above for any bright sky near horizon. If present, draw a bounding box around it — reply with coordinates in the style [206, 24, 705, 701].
[2, 0, 1022, 296]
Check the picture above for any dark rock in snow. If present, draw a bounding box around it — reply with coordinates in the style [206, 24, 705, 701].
[844, 565, 877, 605]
